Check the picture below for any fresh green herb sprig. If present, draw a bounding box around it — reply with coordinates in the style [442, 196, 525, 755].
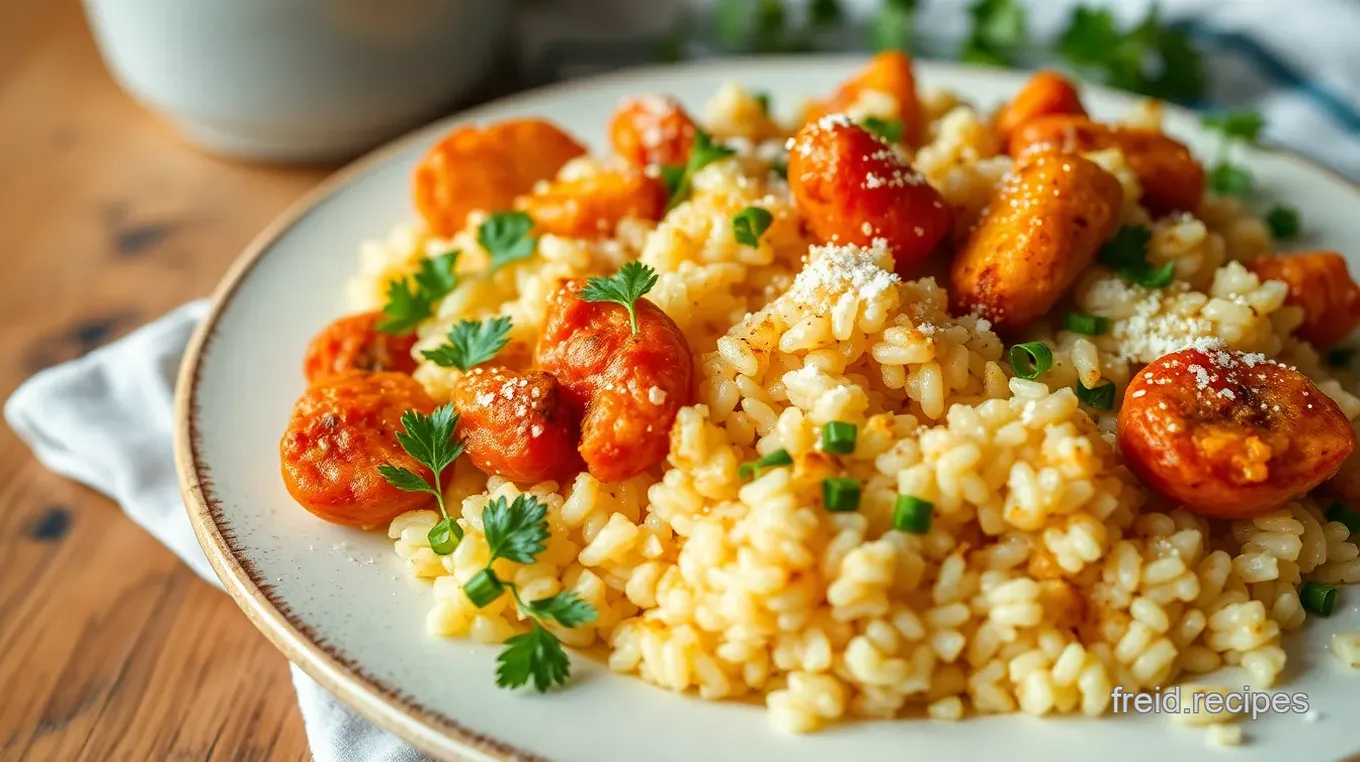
[581, 261, 660, 335]
[662, 129, 736, 211]
[462, 494, 599, 692]
[479, 211, 537, 272]
[378, 251, 460, 334]
[860, 116, 904, 144]
[732, 207, 774, 247]
[1098, 225, 1175, 288]
[739, 448, 793, 479]
[1202, 109, 1265, 198]
[378, 405, 466, 555]
[423, 316, 513, 372]
[1056, 5, 1206, 103]
[1266, 205, 1300, 240]
[959, 0, 1027, 66]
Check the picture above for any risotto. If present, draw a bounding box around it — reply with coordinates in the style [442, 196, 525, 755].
[278, 54, 1360, 737]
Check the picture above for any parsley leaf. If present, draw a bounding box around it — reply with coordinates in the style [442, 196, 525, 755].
[496, 621, 572, 692]
[378, 404, 465, 555]
[1097, 225, 1174, 288]
[860, 116, 904, 143]
[1202, 109, 1265, 143]
[478, 212, 536, 272]
[959, 0, 1027, 66]
[1097, 225, 1153, 270]
[1056, 5, 1205, 103]
[1266, 205, 1300, 239]
[377, 251, 459, 334]
[482, 493, 550, 565]
[732, 207, 774, 247]
[580, 261, 660, 335]
[422, 316, 513, 372]
[809, 0, 842, 27]
[870, 0, 916, 52]
[664, 129, 735, 210]
[525, 591, 598, 628]
[1208, 162, 1254, 197]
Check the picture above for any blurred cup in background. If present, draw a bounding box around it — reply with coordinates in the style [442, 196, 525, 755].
[82, 0, 511, 163]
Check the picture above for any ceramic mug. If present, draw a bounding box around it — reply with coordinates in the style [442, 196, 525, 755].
[82, 0, 511, 162]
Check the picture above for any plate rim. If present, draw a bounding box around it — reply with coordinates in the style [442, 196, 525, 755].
[172, 53, 1360, 762]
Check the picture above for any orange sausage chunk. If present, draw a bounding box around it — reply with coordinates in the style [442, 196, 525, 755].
[1248, 251, 1360, 348]
[950, 151, 1123, 331]
[805, 52, 925, 147]
[452, 367, 581, 484]
[1009, 115, 1204, 216]
[993, 70, 1086, 145]
[515, 169, 668, 240]
[607, 95, 697, 168]
[414, 119, 586, 237]
[538, 279, 693, 483]
[302, 311, 418, 384]
[787, 116, 953, 276]
[1117, 348, 1355, 519]
[280, 371, 440, 529]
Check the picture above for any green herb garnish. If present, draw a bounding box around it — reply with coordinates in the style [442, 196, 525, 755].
[822, 477, 861, 512]
[1325, 502, 1360, 535]
[1056, 5, 1205, 103]
[1064, 312, 1109, 336]
[753, 91, 772, 115]
[959, 0, 1027, 66]
[1098, 225, 1174, 288]
[378, 405, 465, 555]
[820, 421, 857, 455]
[1266, 205, 1301, 239]
[732, 207, 774, 247]
[1009, 342, 1053, 379]
[1208, 161, 1254, 197]
[892, 495, 933, 533]
[663, 129, 736, 210]
[378, 251, 459, 334]
[738, 448, 793, 479]
[1202, 110, 1264, 198]
[1075, 380, 1117, 410]
[422, 316, 513, 372]
[1300, 581, 1337, 616]
[1202, 109, 1265, 143]
[478, 211, 537, 272]
[860, 116, 904, 144]
[580, 261, 659, 335]
[870, 0, 916, 52]
[462, 493, 599, 692]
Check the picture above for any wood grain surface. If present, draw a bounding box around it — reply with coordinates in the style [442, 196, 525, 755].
[0, 2, 329, 760]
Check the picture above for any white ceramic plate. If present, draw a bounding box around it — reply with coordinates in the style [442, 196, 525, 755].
[176, 56, 1360, 762]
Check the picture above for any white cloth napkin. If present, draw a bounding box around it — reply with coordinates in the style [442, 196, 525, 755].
[2, 301, 431, 762]
[9, 1, 1360, 759]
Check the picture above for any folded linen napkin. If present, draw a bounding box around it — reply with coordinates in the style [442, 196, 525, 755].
[10, 0, 1360, 758]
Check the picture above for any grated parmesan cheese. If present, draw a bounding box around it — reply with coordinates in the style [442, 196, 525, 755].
[787, 243, 900, 311]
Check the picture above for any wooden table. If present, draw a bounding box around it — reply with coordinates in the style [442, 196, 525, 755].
[0, 3, 331, 759]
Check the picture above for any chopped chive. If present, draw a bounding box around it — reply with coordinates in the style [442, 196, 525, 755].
[859, 116, 904, 144]
[822, 478, 861, 512]
[1300, 582, 1337, 616]
[1009, 342, 1053, 379]
[1064, 312, 1109, 336]
[739, 448, 793, 479]
[1266, 205, 1300, 239]
[427, 518, 463, 556]
[463, 568, 505, 608]
[820, 421, 857, 455]
[1129, 261, 1176, 288]
[892, 495, 933, 533]
[770, 158, 788, 179]
[1325, 502, 1360, 535]
[1327, 348, 1355, 368]
[1075, 380, 1117, 410]
[754, 91, 771, 115]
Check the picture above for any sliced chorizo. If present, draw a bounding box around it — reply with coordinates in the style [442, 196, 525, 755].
[1117, 347, 1355, 519]
[1248, 251, 1360, 348]
[451, 366, 582, 484]
[302, 311, 418, 384]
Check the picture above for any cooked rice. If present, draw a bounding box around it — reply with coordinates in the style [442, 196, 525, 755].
[353, 81, 1360, 733]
